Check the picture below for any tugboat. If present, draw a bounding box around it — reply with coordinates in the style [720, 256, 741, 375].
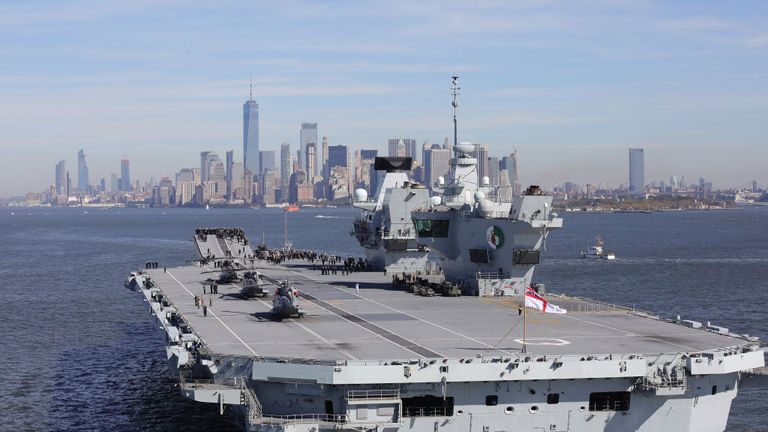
[581, 235, 616, 260]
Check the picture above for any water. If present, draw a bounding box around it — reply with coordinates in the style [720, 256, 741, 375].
[1, 206, 766, 431]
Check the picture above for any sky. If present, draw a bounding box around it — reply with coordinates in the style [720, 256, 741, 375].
[1, 0, 767, 195]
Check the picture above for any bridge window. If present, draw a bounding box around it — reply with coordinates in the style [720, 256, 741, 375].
[513, 249, 540, 265]
[402, 395, 454, 417]
[485, 395, 498, 406]
[547, 393, 560, 404]
[414, 219, 450, 238]
[588, 392, 630, 412]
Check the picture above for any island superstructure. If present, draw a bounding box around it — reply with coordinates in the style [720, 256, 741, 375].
[351, 156, 431, 273]
[126, 77, 766, 432]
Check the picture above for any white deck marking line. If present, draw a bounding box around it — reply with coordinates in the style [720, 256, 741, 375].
[289, 271, 482, 358]
[166, 270, 258, 356]
[291, 270, 518, 357]
[260, 273, 437, 359]
[254, 299, 359, 361]
[561, 313, 701, 352]
[353, 291, 520, 357]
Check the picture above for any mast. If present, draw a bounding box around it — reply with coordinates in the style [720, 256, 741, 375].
[283, 207, 289, 250]
[522, 288, 528, 354]
[451, 76, 460, 148]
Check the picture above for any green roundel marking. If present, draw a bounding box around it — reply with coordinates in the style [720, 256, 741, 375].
[486, 225, 505, 249]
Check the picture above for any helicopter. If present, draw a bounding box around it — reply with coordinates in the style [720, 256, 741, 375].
[240, 271, 268, 298]
[199, 258, 253, 284]
[271, 281, 304, 320]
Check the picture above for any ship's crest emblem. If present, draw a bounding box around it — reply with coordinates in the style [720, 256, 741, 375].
[486, 225, 505, 249]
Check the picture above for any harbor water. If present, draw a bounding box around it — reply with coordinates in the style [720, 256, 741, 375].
[1, 206, 766, 431]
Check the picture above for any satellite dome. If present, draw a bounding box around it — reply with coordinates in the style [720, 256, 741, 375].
[474, 191, 486, 202]
[478, 199, 494, 216]
[437, 176, 445, 186]
[481, 176, 490, 186]
[354, 189, 368, 202]
[454, 143, 475, 156]
[430, 196, 442, 206]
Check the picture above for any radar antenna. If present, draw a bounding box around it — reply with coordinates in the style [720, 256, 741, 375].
[451, 76, 460, 148]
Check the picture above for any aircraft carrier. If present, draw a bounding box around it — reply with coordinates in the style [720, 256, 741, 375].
[127, 78, 765, 431]
[129, 233, 764, 432]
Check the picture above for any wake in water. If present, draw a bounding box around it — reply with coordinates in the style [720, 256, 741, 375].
[315, 215, 351, 219]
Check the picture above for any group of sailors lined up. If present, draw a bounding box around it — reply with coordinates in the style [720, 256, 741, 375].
[195, 227, 248, 244]
[145, 261, 160, 269]
[258, 248, 370, 275]
[314, 255, 368, 275]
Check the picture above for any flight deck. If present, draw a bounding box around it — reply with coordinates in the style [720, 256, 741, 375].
[144, 260, 748, 362]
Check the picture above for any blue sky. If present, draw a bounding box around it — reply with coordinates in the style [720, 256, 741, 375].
[1, 0, 767, 195]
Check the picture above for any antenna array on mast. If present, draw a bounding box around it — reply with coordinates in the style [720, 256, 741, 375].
[451, 76, 460, 148]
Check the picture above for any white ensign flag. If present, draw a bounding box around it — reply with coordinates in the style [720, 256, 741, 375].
[525, 287, 567, 314]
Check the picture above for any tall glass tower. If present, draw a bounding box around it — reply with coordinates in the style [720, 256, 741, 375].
[300, 122, 318, 173]
[243, 82, 259, 175]
[629, 148, 645, 194]
[280, 143, 292, 201]
[55, 160, 67, 196]
[77, 149, 89, 192]
[120, 159, 131, 192]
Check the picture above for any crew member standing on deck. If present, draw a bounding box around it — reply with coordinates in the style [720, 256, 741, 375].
[203, 305, 208, 317]
[355, 283, 360, 295]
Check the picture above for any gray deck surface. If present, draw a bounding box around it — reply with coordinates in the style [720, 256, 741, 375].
[146, 260, 746, 361]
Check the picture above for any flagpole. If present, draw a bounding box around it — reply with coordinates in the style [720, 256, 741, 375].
[522, 287, 527, 354]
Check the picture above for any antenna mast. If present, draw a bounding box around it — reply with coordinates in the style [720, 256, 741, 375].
[249, 77, 253, 102]
[451, 76, 460, 148]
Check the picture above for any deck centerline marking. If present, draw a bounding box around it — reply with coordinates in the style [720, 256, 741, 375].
[293, 270, 518, 357]
[258, 274, 432, 359]
[261, 272, 442, 358]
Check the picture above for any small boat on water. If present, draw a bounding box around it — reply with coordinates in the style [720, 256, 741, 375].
[285, 204, 300, 212]
[581, 235, 616, 260]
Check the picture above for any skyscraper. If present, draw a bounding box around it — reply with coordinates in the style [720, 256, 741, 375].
[243, 84, 260, 175]
[388, 139, 405, 157]
[321, 136, 329, 179]
[55, 160, 67, 196]
[300, 123, 318, 172]
[200, 151, 224, 196]
[120, 159, 131, 192]
[77, 149, 89, 192]
[305, 143, 317, 180]
[229, 162, 244, 199]
[424, 146, 450, 188]
[110, 173, 119, 194]
[405, 139, 417, 162]
[328, 145, 348, 169]
[629, 148, 645, 194]
[387, 138, 416, 159]
[472, 145, 489, 183]
[488, 156, 500, 186]
[259, 150, 276, 174]
[226, 150, 235, 200]
[280, 143, 292, 201]
[200, 151, 214, 184]
[503, 150, 520, 196]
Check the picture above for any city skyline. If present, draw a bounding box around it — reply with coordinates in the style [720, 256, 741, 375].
[1, 1, 767, 195]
